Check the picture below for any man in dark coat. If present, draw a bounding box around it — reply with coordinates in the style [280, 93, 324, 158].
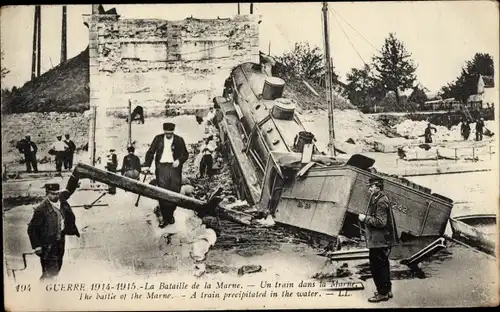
[461, 120, 471, 140]
[423, 123, 437, 143]
[358, 177, 397, 303]
[475, 117, 485, 141]
[27, 183, 80, 280]
[143, 122, 189, 227]
[17, 135, 38, 173]
[63, 134, 77, 170]
[121, 145, 141, 180]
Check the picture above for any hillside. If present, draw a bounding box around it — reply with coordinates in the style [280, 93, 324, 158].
[2, 47, 89, 114]
[283, 79, 354, 111]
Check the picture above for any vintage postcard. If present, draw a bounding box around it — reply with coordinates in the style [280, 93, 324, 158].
[2, 2, 499, 310]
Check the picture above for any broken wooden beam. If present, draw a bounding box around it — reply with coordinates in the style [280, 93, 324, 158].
[66, 163, 216, 213]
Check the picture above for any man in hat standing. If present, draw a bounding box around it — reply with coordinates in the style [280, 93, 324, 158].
[143, 122, 189, 227]
[475, 117, 485, 141]
[63, 134, 76, 170]
[423, 123, 437, 144]
[50, 135, 67, 174]
[121, 145, 141, 180]
[27, 183, 80, 280]
[17, 135, 39, 173]
[358, 177, 397, 303]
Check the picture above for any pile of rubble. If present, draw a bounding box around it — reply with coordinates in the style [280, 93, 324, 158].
[300, 109, 400, 152]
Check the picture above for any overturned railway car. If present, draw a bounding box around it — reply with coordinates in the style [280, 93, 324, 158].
[213, 62, 454, 259]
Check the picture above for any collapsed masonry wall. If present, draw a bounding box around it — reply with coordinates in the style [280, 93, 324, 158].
[85, 13, 260, 162]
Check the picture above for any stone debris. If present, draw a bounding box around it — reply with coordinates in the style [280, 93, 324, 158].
[313, 262, 353, 280]
[238, 265, 262, 276]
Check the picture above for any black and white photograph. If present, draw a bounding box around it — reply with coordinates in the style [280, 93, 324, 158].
[2, 2, 499, 310]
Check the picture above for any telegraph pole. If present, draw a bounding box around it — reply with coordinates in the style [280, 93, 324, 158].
[31, 6, 38, 80]
[322, 2, 336, 156]
[36, 5, 41, 78]
[61, 5, 67, 63]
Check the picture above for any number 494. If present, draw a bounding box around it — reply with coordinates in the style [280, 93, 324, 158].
[16, 284, 31, 292]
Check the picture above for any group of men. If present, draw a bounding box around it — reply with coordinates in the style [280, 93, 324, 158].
[102, 121, 200, 227]
[17, 134, 76, 173]
[424, 116, 487, 143]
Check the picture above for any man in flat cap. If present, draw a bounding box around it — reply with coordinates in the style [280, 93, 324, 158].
[50, 135, 68, 174]
[358, 177, 397, 303]
[143, 122, 189, 227]
[27, 183, 80, 280]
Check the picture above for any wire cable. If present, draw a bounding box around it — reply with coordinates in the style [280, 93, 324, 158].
[329, 8, 367, 67]
[329, 7, 380, 54]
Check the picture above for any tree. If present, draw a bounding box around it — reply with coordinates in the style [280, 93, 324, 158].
[276, 42, 338, 85]
[372, 33, 417, 108]
[1, 51, 9, 79]
[409, 84, 428, 105]
[439, 53, 494, 103]
[342, 64, 384, 109]
[466, 53, 494, 77]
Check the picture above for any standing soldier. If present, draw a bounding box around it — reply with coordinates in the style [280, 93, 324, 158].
[63, 134, 76, 170]
[475, 117, 485, 141]
[17, 135, 39, 173]
[27, 183, 80, 280]
[143, 122, 189, 227]
[50, 135, 68, 174]
[105, 149, 118, 194]
[121, 146, 141, 180]
[461, 119, 471, 141]
[358, 177, 398, 303]
[423, 123, 437, 144]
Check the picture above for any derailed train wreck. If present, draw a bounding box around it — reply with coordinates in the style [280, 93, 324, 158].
[213, 61, 455, 259]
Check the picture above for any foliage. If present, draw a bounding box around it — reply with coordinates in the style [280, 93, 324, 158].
[342, 64, 384, 108]
[439, 53, 494, 103]
[275, 42, 339, 86]
[408, 85, 428, 104]
[372, 33, 417, 106]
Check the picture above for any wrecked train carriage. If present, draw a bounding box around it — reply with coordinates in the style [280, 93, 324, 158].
[213, 62, 454, 259]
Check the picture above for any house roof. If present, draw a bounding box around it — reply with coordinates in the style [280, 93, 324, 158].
[481, 75, 495, 88]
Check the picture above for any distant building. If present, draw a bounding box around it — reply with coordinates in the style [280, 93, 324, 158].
[467, 75, 496, 109]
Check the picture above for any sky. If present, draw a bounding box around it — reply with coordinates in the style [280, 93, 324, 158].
[1, 2, 498, 93]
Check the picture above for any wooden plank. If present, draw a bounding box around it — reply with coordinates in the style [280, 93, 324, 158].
[301, 144, 314, 164]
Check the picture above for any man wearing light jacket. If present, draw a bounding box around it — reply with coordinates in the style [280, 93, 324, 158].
[358, 177, 398, 303]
